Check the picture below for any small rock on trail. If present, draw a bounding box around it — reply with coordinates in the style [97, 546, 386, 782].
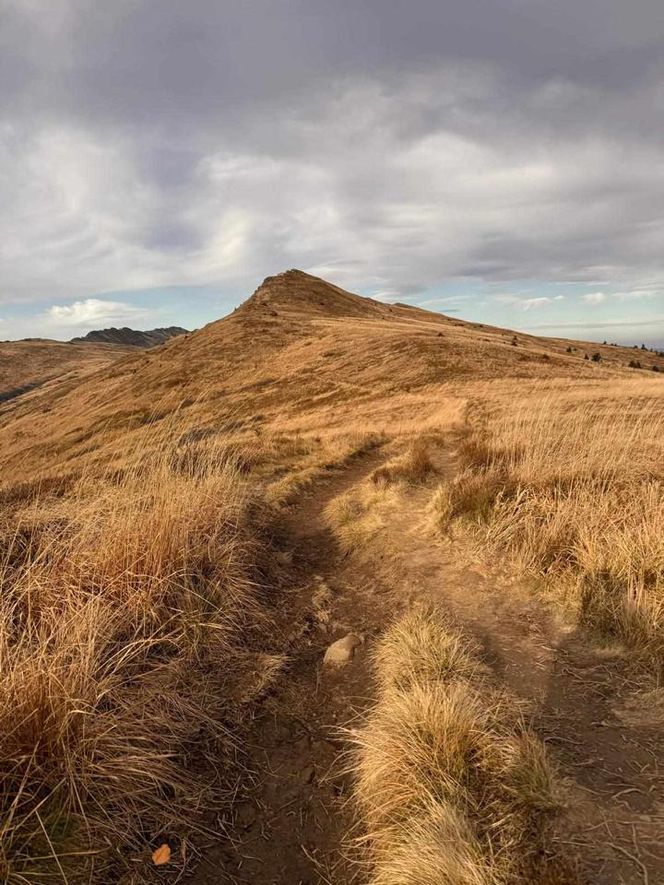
[323, 633, 362, 667]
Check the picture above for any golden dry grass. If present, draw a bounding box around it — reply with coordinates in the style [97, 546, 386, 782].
[325, 482, 395, 553]
[263, 429, 386, 506]
[433, 378, 664, 659]
[352, 609, 563, 885]
[2, 271, 662, 878]
[0, 270, 648, 489]
[0, 424, 274, 882]
[0, 340, 135, 403]
[371, 434, 441, 487]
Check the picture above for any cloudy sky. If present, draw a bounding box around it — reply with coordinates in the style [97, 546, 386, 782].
[3, 1, 664, 343]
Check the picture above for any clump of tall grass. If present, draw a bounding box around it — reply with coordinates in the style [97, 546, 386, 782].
[0, 430, 269, 881]
[433, 385, 664, 659]
[351, 609, 565, 885]
[371, 434, 439, 487]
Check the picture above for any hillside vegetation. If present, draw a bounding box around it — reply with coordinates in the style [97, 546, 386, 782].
[433, 380, 664, 661]
[1, 270, 663, 882]
[352, 609, 562, 885]
[70, 326, 189, 347]
[0, 425, 280, 881]
[0, 270, 658, 486]
[0, 340, 136, 405]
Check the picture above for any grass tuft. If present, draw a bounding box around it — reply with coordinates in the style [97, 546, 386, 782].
[351, 609, 566, 885]
[371, 435, 439, 487]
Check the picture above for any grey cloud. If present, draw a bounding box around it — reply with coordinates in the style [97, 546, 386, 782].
[3, 1, 664, 318]
[526, 317, 664, 331]
[7, 1, 664, 134]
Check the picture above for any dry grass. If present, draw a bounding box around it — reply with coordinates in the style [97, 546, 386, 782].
[325, 482, 395, 553]
[0, 340, 135, 403]
[371, 435, 440, 487]
[1, 271, 660, 879]
[351, 609, 564, 885]
[0, 425, 275, 882]
[263, 430, 386, 506]
[0, 269, 634, 489]
[433, 380, 664, 659]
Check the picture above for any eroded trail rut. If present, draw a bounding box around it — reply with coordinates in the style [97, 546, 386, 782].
[193, 442, 664, 885]
[192, 450, 392, 885]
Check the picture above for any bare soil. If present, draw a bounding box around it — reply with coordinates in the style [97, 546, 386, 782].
[189, 440, 664, 884]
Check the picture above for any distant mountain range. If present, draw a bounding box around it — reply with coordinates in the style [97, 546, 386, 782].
[70, 326, 189, 348]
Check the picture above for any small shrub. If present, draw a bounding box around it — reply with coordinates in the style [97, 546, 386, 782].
[371, 465, 394, 486]
[403, 438, 436, 483]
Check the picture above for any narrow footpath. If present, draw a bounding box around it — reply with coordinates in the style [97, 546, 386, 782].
[192, 441, 664, 884]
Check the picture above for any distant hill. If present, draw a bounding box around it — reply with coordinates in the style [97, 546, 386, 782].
[70, 326, 189, 347]
[2, 268, 663, 483]
[0, 339, 138, 405]
[0, 328, 189, 406]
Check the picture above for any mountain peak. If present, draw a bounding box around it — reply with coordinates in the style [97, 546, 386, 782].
[243, 269, 386, 319]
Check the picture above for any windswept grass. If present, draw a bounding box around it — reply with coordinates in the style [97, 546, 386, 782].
[263, 429, 386, 506]
[371, 434, 441, 487]
[433, 381, 664, 660]
[0, 428, 274, 882]
[351, 609, 565, 885]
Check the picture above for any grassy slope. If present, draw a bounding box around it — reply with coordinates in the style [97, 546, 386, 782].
[0, 339, 136, 400]
[1, 269, 663, 880]
[0, 427, 280, 881]
[432, 380, 664, 661]
[0, 269, 657, 488]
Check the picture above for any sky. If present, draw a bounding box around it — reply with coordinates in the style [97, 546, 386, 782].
[2, 1, 664, 345]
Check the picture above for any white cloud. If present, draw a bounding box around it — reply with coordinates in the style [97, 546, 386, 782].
[522, 297, 553, 310]
[46, 298, 149, 327]
[495, 294, 560, 310]
[582, 292, 607, 305]
[370, 289, 402, 302]
[0, 71, 663, 316]
[4, 36, 664, 341]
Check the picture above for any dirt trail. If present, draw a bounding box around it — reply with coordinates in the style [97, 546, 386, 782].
[191, 441, 664, 884]
[191, 449, 394, 884]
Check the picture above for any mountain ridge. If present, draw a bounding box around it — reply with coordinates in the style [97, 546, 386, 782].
[0, 269, 662, 484]
[70, 325, 189, 347]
